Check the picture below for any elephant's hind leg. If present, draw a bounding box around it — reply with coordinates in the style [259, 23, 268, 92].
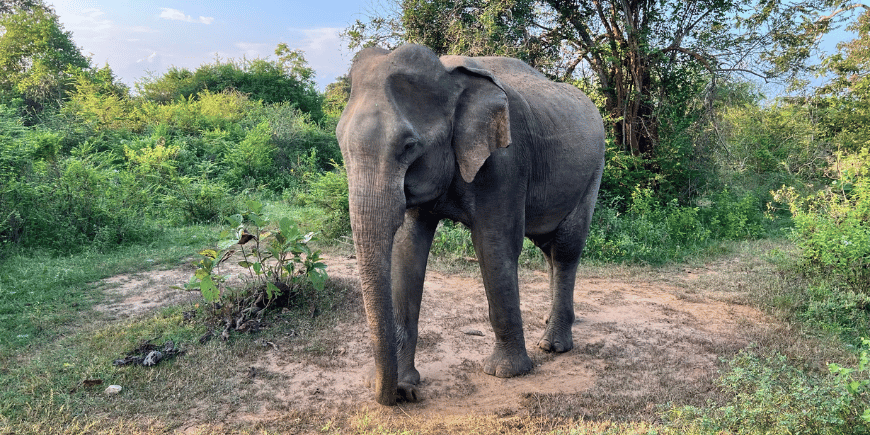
[533, 195, 597, 353]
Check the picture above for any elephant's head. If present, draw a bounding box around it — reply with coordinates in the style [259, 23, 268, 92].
[335, 44, 511, 405]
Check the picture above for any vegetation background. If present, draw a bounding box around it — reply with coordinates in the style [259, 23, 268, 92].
[1, 0, 870, 433]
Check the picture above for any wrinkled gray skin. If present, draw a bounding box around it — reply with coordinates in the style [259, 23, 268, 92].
[336, 44, 605, 406]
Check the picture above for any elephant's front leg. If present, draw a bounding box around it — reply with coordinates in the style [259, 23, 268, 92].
[471, 224, 534, 378]
[390, 209, 438, 398]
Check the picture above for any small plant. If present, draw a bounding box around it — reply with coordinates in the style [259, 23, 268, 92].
[829, 338, 870, 425]
[183, 199, 328, 331]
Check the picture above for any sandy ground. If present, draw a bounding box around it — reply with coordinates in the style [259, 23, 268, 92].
[95, 252, 772, 423]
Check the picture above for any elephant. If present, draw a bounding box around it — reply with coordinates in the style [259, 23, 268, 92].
[335, 44, 606, 406]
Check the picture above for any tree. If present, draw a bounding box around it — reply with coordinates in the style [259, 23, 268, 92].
[816, 7, 870, 152]
[345, 0, 554, 66]
[0, 3, 89, 117]
[345, 1, 866, 172]
[0, 0, 44, 15]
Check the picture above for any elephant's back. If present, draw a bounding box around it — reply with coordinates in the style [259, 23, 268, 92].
[473, 58, 606, 234]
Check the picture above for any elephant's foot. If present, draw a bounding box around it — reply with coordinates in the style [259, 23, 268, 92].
[537, 322, 574, 353]
[364, 367, 422, 403]
[397, 382, 420, 402]
[483, 345, 533, 378]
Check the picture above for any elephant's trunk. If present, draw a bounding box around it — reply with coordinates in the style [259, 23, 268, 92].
[347, 163, 406, 406]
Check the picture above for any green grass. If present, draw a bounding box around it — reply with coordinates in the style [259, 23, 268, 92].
[0, 224, 218, 351]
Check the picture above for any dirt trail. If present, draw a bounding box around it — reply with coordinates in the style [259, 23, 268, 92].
[96, 253, 772, 421]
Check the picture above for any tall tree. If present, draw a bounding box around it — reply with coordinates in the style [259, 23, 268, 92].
[0, 2, 89, 117]
[816, 6, 870, 151]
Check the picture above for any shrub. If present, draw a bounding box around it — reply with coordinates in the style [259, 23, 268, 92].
[258, 103, 342, 174]
[584, 187, 766, 264]
[666, 348, 870, 434]
[222, 121, 277, 189]
[295, 160, 350, 239]
[775, 148, 870, 293]
[183, 200, 329, 333]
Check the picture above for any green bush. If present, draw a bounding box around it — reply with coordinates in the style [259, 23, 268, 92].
[12, 151, 154, 252]
[584, 187, 766, 264]
[667, 349, 870, 434]
[164, 178, 238, 224]
[776, 148, 870, 293]
[258, 102, 342, 173]
[295, 161, 350, 239]
[222, 121, 278, 189]
[430, 220, 475, 261]
[800, 283, 870, 342]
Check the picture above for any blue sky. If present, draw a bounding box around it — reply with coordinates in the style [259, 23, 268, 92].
[51, 1, 376, 90]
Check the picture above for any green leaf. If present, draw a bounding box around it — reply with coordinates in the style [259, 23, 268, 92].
[279, 217, 295, 236]
[309, 268, 327, 292]
[238, 261, 253, 268]
[200, 275, 219, 302]
[226, 214, 243, 227]
[195, 269, 210, 280]
[266, 282, 280, 300]
[245, 199, 264, 214]
[252, 262, 262, 274]
[217, 238, 237, 250]
[848, 381, 862, 395]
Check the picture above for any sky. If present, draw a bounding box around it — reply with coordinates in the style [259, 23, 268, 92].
[49, 1, 858, 94]
[51, 1, 378, 91]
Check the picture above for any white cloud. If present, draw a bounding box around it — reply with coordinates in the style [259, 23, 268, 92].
[287, 27, 352, 88]
[159, 8, 214, 25]
[234, 42, 272, 58]
[159, 8, 186, 21]
[137, 52, 158, 64]
[60, 7, 113, 37]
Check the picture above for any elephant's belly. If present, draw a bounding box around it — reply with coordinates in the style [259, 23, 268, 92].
[524, 196, 580, 236]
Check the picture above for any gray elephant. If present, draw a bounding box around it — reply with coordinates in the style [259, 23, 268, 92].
[336, 44, 605, 406]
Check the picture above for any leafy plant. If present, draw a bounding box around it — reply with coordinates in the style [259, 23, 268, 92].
[667, 349, 870, 434]
[830, 338, 870, 425]
[775, 148, 870, 293]
[184, 199, 328, 308]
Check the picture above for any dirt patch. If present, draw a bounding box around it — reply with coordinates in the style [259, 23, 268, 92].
[98, 253, 773, 424]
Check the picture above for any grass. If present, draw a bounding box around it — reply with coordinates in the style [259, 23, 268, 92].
[1, 209, 869, 434]
[0, 225, 218, 351]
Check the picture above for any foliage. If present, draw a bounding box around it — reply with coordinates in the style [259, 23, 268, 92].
[714, 98, 828, 189]
[585, 187, 765, 264]
[816, 9, 870, 153]
[138, 88, 255, 136]
[254, 102, 343, 175]
[135, 45, 323, 120]
[0, 4, 89, 118]
[829, 338, 870, 425]
[222, 120, 278, 190]
[667, 348, 870, 434]
[322, 75, 350, 118]
[774, 149, 870, 293]
[184, 200, 328, 326]
[64, 64, 141, 132]
[295, 160, 351, 239]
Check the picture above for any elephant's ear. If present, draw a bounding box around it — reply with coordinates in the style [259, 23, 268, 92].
[447, 65, 512, 184]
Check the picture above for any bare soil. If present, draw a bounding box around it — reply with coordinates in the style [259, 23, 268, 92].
[95, 252, 776, 429]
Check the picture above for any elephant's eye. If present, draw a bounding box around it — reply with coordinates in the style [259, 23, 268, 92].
[398, 137, 420, 162]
